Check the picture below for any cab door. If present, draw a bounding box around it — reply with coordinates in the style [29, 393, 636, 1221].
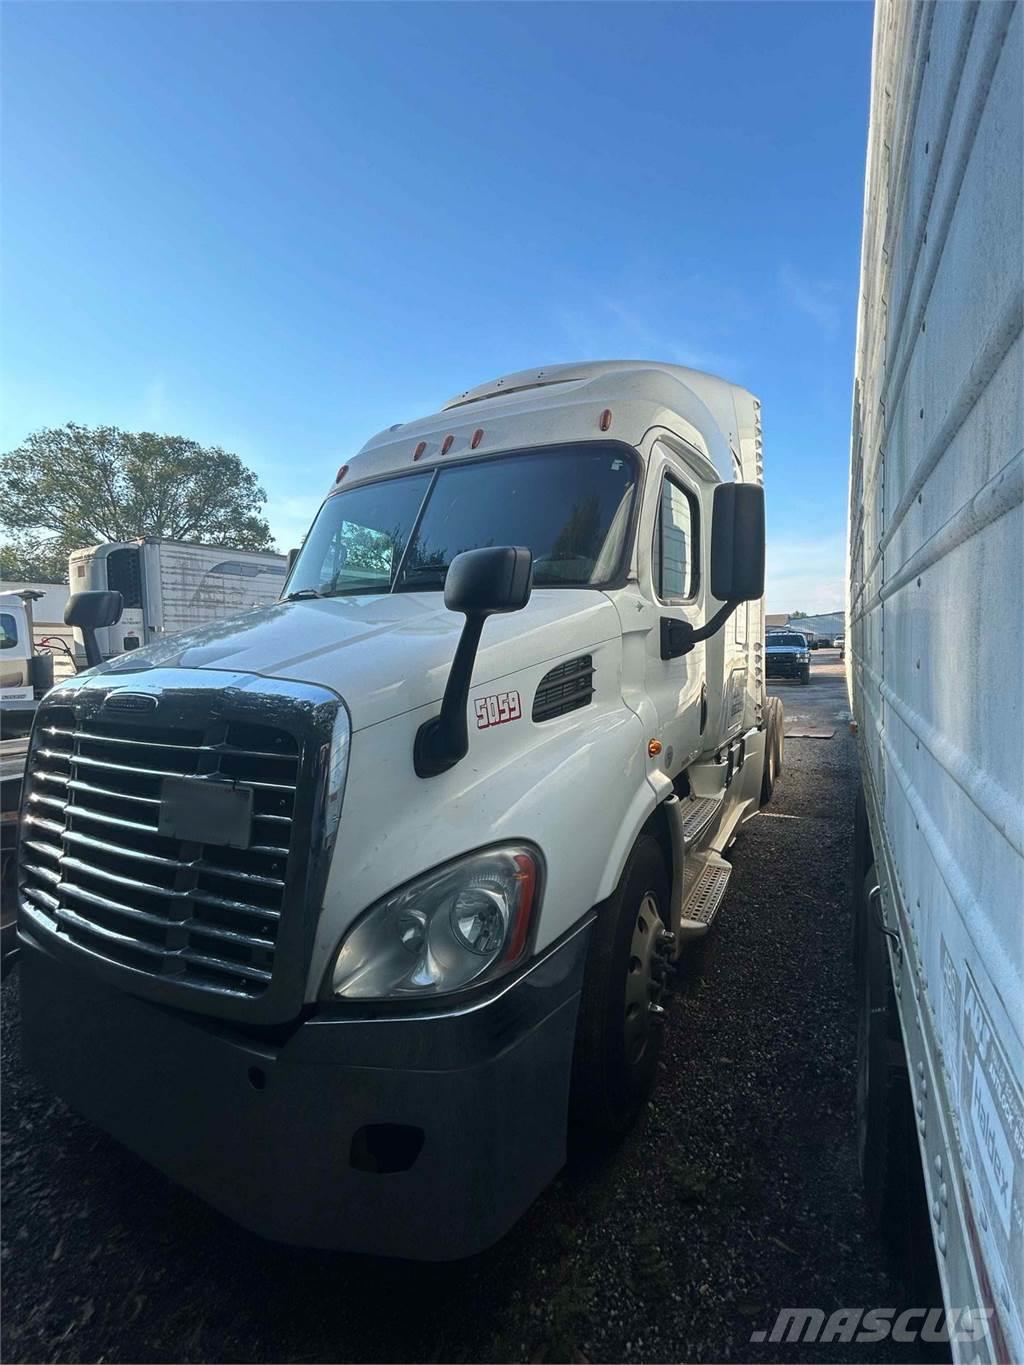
[642, 442, 708, 776]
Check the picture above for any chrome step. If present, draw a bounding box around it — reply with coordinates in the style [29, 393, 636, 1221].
[678, 853, 732, 938]
[677, 795, 723, 850]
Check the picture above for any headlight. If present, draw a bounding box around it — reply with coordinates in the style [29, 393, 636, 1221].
[324, 708, 351, 840]
[325, 845, 539, 1000]
[797, 652, 810, 662]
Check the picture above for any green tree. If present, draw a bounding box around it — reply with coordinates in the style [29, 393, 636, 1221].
[0, 536, 68, 583]
[0, 424, 275, 582]
[791, 609, 808, 618]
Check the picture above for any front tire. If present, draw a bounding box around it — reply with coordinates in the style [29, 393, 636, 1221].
[759, 696, 783, 805]
[800, 666, 810, 685]
[570, 835, 671, 1138]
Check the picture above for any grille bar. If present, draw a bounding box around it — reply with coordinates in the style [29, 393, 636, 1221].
[45, 727, 301, 764]
[20, 699, 303, 1002]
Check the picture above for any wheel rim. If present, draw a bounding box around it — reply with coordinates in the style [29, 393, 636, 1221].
[624, 892, 662, 1066]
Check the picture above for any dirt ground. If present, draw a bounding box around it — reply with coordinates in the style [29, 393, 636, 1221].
[1, 652, 937, 1363]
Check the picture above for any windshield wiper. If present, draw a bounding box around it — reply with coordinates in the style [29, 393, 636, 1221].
[283, 588, 323, 601]
[398, 565, 448, 589]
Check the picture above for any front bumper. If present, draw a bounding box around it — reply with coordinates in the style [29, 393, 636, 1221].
[19, 919, 591, 1259]
[765, 657, 808, 677]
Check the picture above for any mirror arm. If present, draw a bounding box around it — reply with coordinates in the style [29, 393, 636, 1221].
[80, 629, 103, 670]
[661, 600, 740, 659]
[414, 613, 487, 778]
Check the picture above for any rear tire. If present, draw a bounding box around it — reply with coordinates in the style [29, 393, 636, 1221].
[570, 835, 670, 1139]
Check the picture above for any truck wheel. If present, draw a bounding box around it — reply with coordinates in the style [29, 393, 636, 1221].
[759, 697, 781, 806]
[800, 666, 810, 686]
[773, 707, 785, 777]
[856, 868, 913, 1245]
[570, 835, 671, 1139]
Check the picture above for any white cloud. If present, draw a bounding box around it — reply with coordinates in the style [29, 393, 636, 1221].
[765, 532, 846, 615]
[779, 265, 842, 336]
[552, 278, 740, 378]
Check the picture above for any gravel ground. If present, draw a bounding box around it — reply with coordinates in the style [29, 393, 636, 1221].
[1, 654, 939, 1364]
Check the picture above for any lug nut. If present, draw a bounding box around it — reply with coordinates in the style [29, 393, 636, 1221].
[648, 1002, 666, 1017]
[658, 930, 674, 946]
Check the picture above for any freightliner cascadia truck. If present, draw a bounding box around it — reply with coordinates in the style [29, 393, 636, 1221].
[17, 361, 782, 1257]
[849, 2, 1022, 1360]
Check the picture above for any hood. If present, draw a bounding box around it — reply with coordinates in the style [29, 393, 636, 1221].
[87, 590, 621, 731]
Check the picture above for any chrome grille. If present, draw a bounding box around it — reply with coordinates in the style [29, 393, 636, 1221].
[20, 704, 299, 1000]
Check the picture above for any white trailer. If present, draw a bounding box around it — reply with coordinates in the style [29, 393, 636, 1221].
[849, 3, 1022, 1360]
[18, 360, 780, 1258]
[68, 538, 287, 660]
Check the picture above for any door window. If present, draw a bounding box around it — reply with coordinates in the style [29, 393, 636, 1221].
[0, 613, 18, 650]
[655, 477, 699, 600]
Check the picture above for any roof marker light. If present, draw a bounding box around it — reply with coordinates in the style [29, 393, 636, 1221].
[336, 464, 349, 482]
[599, 408, 613, 431]
[471, 428, 484, 449]
[441, 434, 454, 455]
[413, 441, 427, 461]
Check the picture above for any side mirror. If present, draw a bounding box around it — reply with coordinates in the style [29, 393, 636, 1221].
[414, 546, 533, 778]
[65, 589, 123, 668]
[660, 483, 765, 660]
[442, 545, 533, 616]
[710, 482, 765, 602]
[286, 547, 299, 574]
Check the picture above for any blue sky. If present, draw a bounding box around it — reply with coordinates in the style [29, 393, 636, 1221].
[2, 1, 872, 612]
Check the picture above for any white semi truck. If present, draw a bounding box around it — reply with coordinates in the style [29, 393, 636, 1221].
[17, 360, 782, 1257]
[849, 2, 1022, 1360]
[68, 538, 287, 661]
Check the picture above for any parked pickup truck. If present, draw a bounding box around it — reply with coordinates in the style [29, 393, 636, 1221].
[17, 360, 782, 1258]
[765, 629, 810, 684]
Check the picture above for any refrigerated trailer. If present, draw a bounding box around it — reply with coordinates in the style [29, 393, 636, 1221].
[68, 539, 287, 660]
[18, 360, 782, 1257]
[849, 3, 1022, 1360]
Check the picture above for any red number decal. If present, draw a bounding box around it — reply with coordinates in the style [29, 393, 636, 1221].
[475, 690, 522, 729]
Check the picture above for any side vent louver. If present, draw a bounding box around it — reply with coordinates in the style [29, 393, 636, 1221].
[533, 655, 595, 723]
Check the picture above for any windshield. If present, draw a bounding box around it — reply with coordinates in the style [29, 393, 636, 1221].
[287, 443, 638, 596]
[767, 633, 807, 648]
